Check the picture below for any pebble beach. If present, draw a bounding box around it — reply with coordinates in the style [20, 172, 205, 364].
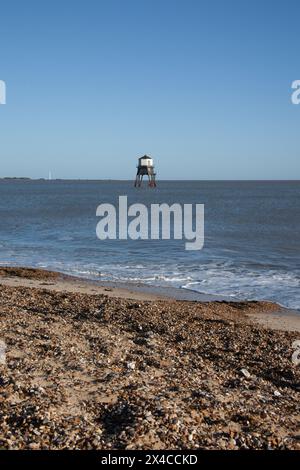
[0, 267, 299, 450]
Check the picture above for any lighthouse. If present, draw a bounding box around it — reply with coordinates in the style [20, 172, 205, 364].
[134, 155, 157, 188]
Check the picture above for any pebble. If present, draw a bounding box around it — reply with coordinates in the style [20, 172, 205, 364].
[240, 368, 251, 379]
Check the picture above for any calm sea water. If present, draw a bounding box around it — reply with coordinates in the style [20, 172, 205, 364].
[0, 180, 299, 309]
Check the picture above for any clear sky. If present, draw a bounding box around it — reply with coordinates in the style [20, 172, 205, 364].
[0, 0, 299, 179]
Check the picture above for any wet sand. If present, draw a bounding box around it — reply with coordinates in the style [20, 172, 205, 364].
[0, 267, 299, 450]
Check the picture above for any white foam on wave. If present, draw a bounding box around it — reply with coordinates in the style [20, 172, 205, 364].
[181, 268, 300, 310]
[8, 259, 299, 311]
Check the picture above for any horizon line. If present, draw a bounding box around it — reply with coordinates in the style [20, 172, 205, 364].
[0, 177, 300, 182]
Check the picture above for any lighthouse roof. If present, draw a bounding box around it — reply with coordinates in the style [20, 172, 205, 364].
[138, 154, 152, 160]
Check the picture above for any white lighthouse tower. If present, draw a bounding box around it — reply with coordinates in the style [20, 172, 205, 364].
[134, 155, 157, 188]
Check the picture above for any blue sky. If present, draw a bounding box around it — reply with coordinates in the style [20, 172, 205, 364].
[0, 0, 299, 179]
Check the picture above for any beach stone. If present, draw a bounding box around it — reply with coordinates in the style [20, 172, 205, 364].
[127, 361, 136, 370]
[240, 368, 251, 379]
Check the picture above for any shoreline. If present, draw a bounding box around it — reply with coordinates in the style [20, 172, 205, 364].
[1, 265, 245, 302]
[0, 265, 300, 449]
[0, 265, 299, 333]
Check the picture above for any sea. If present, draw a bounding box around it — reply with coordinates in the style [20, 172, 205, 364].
[0, 180, 299, 310]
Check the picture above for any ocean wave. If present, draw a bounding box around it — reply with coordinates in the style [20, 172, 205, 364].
[1, 259, 299, 310]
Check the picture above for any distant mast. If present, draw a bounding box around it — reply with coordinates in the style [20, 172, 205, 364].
[48, 171, 52, 181]
[134, 155, 157, 188]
